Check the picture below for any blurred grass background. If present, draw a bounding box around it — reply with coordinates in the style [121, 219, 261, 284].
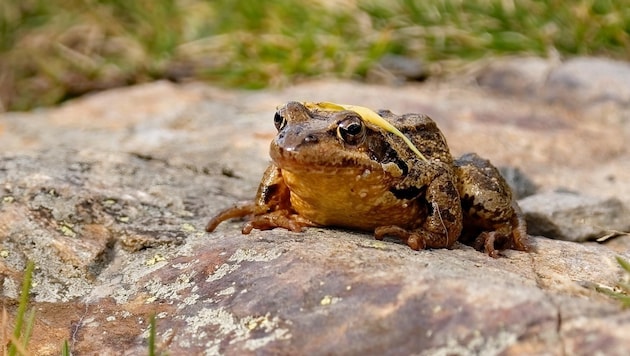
[1, 0, 629, 111]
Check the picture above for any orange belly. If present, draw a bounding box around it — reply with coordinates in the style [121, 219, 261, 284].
[281, 167, 423, 231]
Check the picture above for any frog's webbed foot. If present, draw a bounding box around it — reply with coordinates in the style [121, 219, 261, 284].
[242, 210, 316, 234]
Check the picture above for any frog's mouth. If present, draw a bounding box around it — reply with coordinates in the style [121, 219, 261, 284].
[270, 136, 408, 181]
[270, 144, 381, 175]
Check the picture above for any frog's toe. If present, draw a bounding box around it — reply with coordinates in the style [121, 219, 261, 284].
[510, 214, 530, 252]
[206, 202, 257, 232]
[243, 210, 315, 234]
[241, 211, 284, 233]
[406, 232, 426, 250]
[474, 228, 531, 257]
[511, 229, 530, 252]
[474, 231, 499, 258]
[374, 226, 427, 250]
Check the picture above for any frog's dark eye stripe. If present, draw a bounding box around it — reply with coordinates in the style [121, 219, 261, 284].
[337, 116, 366, 145]
[274, 112, 287, 131]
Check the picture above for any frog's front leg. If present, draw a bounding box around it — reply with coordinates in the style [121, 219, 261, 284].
[205, 201, 257, 232]
[206, 164, 316, 233]
[242, 210, 316, 234]
[375, 172, 463, 250]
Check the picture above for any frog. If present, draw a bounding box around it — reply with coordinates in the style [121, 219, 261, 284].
[206, 101, 529, 257]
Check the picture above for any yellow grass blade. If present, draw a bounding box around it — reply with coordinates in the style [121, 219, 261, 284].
[303, 102, 429, 163]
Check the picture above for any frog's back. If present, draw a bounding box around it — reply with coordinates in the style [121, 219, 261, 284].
[377, 110, 453, 165]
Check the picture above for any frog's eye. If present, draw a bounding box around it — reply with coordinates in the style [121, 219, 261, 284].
[274, 112, 287, 131]
[337, 116, 366, 145]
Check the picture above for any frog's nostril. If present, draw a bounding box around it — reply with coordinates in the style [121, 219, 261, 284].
[304, 134, 318, 144]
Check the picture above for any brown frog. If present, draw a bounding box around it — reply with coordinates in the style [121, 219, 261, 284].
[206, 101, 528, 256]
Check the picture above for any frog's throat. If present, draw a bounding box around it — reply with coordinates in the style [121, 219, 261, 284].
[271, 152, 405, 179]
[302, 102, 429, 163]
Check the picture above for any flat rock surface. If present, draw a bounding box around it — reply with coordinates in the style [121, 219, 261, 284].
[1, 57, 630, 355]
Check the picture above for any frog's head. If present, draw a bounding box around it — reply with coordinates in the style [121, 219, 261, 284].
[269, 101, 408, 178]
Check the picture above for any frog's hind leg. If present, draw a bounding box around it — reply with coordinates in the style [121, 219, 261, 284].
[508, 202, 530, 252]
[473, 206, 530, 257]
[474, 228, 528, 258]
[473, 231, 500, 258]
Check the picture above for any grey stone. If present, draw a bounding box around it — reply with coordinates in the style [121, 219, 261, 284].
[1, 66, 630, 354]
[366, 54, 427, 85]
[476, 56, 630, 124]
[476, 56, 555, 97]
[499, 166, 538, 199]
[545, 57, 630, 108]
[519, 191, 630, 242]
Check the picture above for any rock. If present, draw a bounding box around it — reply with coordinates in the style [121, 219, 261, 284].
[366, 54, 427, 85]
[1, 62, 630, 354]
[519, 191, 630, 242]
[545, 57, 630, 108]
[83, 233, 628, 355]
[476, 56, 555, 97]
[499, 166, 538, 199]
[0, 150, 214, 301]
[478, 56, 630, 124]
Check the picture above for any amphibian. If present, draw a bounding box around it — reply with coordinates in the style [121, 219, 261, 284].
[206, 101, 528, 256]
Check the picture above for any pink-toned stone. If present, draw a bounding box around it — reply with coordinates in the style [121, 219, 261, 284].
[1, 57, 630, 355]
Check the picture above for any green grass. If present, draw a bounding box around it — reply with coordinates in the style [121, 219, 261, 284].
[597, 256, 630, 308]
[0, 261, 163, 355]
[3, 260, 35, 356]
[61, 340, 71, 356]
[148, 314, 156, 356]
[1, 0, 629, 111]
